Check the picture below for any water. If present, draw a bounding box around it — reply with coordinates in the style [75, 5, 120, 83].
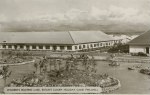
[96, 61, 150, 94]
[0, 61, 150, 94]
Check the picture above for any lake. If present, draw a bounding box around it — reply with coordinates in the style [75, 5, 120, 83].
[0, 61, 150, 94]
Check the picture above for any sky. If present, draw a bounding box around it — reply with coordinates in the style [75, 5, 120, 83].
[0, 0, 150, 33]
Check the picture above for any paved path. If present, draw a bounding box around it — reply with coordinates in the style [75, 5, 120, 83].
[113, 56, 150, 63]
[0, 60, 35, 66]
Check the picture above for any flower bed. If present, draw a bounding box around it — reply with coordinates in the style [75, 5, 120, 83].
[140, 68, 150, 75]
[8, 69, 120, 93]
[0, 56, 33, 64]
[101, 78, 121, 93]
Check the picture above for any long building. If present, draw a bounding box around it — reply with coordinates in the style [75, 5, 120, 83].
[0, 31, 117, 51]
[128, 30, 150, 54]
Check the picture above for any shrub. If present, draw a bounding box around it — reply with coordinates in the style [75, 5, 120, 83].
[108, 43, 129, 53]
[137, 52, 147, 56]
[140, 69, 150, 75]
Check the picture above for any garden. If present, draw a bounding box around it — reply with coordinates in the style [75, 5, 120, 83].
[0, 50, 33, 65]
[0, 54, 121, 93]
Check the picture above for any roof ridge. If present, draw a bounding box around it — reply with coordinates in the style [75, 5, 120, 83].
[128, 30, 150, 45]
[68, 31, 76, 44]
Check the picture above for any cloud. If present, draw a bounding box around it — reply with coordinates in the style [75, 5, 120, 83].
[1, 5, 150, 32]
[24, 6, 150, 25]
[0, 15, 8, 22]
[107, 6, 150, 24]
[1, 5, 150, 25]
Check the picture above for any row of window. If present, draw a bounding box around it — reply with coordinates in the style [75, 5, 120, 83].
[75, 42, 112, 49]
[1, 42, 112, 51]
[1, 45, 72, 50]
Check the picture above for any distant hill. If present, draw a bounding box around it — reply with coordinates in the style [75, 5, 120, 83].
[0, 21, 149, 35]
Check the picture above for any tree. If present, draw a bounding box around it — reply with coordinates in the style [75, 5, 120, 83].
[43, 65, 47, 79]
[108, 43, 129, 53]
[57, 59, 62, 71]
[82, 55, 89, 71]
[34, 62, 38, 74]
[0, 66, 12, 86]
[49, 59, 54, 71]
[50, 59, 56, 71]
[72, 59, 78, 70]
[69, 60, 74, 70]
[39, 60, 44, 74]
[1, 50, 5, 58]
[53, 59, 58, 71]
[91, 57, 97, 73]
[65, 60, 70, 71]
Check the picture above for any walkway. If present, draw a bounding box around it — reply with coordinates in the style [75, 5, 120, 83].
[0, 60, 35, 66]
[113, 56, 150, 63]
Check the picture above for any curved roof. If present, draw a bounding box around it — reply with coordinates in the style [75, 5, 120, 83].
[128, 30, 150, 45]
[0, 31, 114, 45]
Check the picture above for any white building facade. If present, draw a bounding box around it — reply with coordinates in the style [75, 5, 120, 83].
[0, 41, 115, 51]
[129, 45, 150, 54]
[0, 31, 116, 52]
[128, 31, 150, 54]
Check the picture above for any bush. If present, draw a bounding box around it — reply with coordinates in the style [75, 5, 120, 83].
[108, 43, 129, 53]
[137, 52, 147, 56]
[140, 69, 150, 75]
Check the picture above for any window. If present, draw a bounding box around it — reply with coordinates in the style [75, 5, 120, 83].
[67, 46, 72, 50]
[14, 45, 17, 49]
[83, 45, 86, 48]
[94, 44, 96, 47]
[26, 46, 29, 49]
[53, 46, 57, 50]
[39, 46, 43, 49]
[97, 44, 99, 47]
[20, 45, 24, 49]
[90, 44, 93, 47]
[60, 46, 64, 50]
[79, 45, 82, 49]
[87, 45, 89, 48]
[32, 45, 36, 49]
[8, 45, 12, 48]
[103, 43, 105, 46]
[75, 46, 78, 49]
[99, 43, 103, 46]
[106, 43, 108, 46]
[3, 45, 6, 48]
[46, 46, 50, 49]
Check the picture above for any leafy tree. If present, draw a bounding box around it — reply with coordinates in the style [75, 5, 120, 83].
[72, 59, 78, 70]
[34, 62, 38, 74]
[53, 59, 57, 70]
[91, 57, 97, 73]
[57, 59, 62, 71]
[0, 66, 12, 86]
[65, 60, 70, 71]
[49, 59, 55, 71]
[39, 60, 44, 74]
[1, 50, 5, 58]
[43, 65, 47, 79]
[108, 43, 129, 53]
[82, 54, 89, 70]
